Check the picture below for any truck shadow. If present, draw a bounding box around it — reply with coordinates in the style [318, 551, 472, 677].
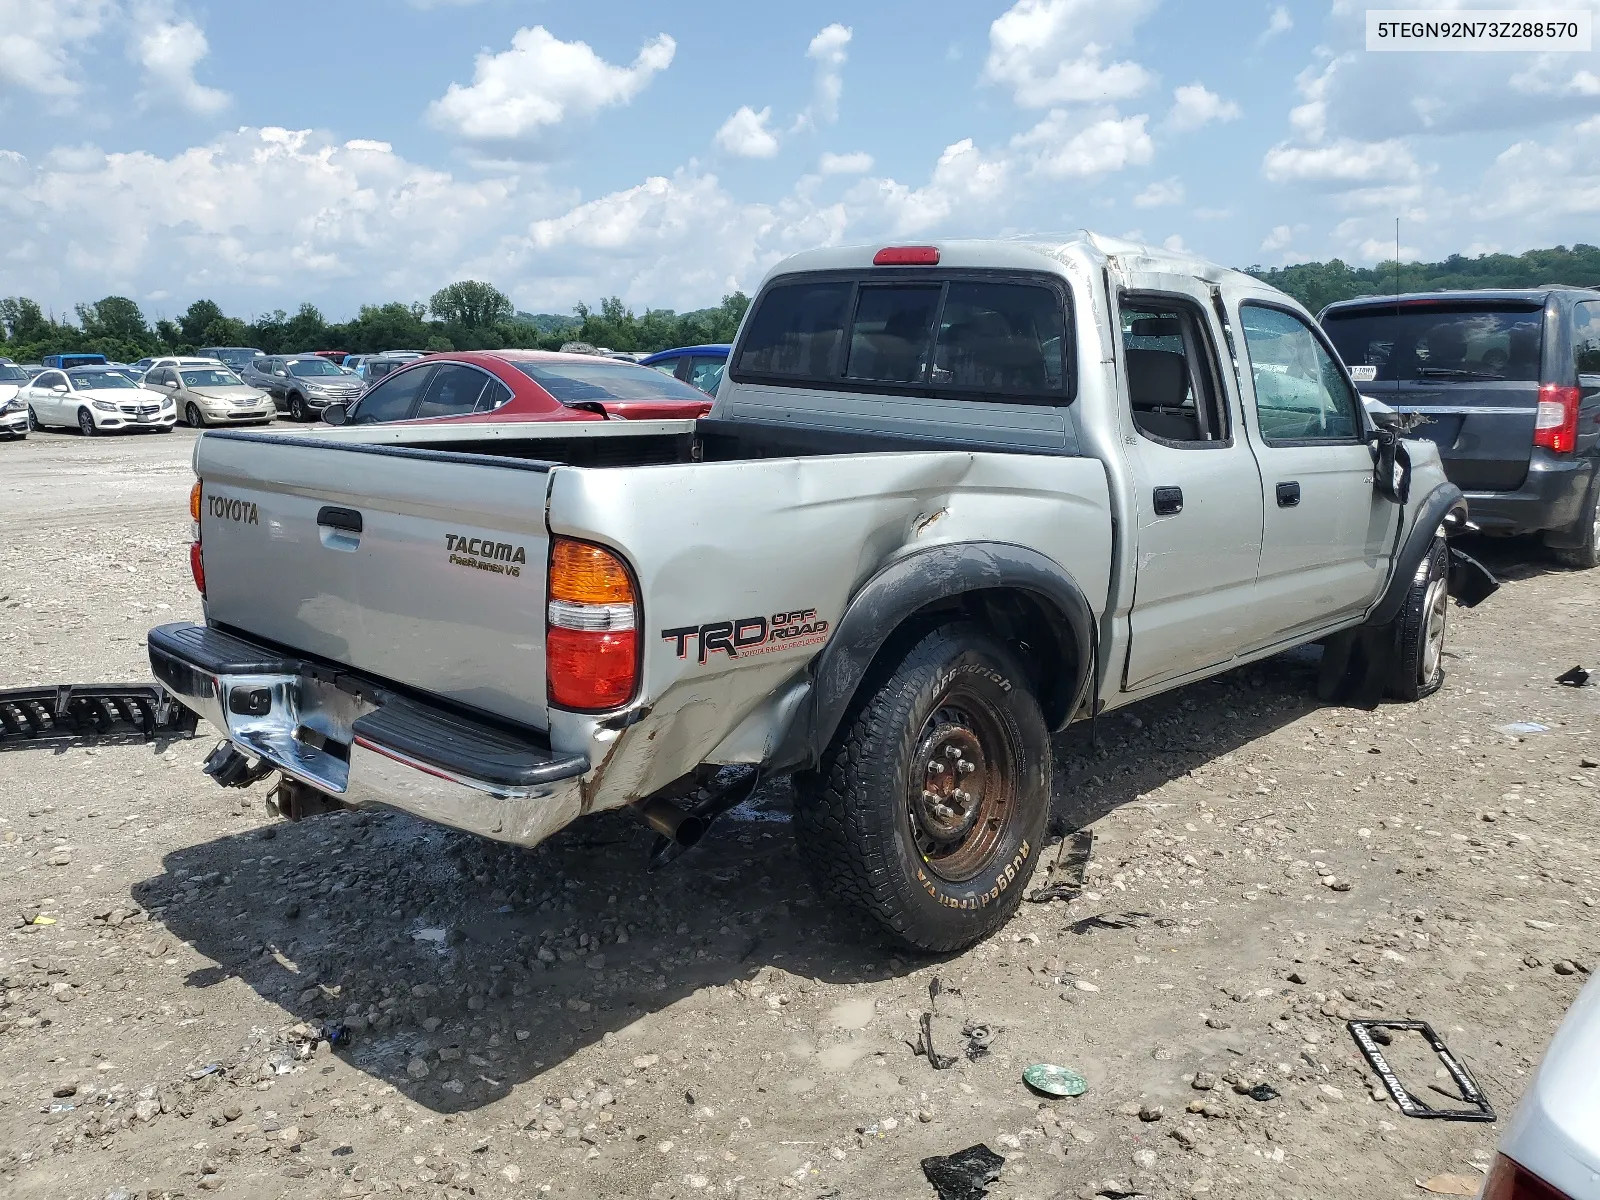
[135, 648, 1334, 1115]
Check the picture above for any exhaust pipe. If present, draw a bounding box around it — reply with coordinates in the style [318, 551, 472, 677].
[631, 796, 709, 849]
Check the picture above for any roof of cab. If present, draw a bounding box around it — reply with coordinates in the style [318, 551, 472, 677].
[760, 234, 1260, 291]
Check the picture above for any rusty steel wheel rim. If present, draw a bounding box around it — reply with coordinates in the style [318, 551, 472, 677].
[907, 687, 1018, 883]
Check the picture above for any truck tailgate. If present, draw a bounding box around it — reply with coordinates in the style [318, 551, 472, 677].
[195, 432, 554, 728]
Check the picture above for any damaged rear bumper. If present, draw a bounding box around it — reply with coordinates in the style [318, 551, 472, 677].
[147, 622, 589, 847]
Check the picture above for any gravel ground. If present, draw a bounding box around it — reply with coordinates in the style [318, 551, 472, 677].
[2, 427, 1597, 1200]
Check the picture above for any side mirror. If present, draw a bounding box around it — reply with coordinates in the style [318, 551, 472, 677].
[52, 383, 68, 393]
[1369, 429, 1412, 505]
[321, 403, 348, 426]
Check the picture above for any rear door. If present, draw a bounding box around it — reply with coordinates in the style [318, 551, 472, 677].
[195, 433, 555, 727]
[1321, 299, 1547, 491]
[1114, 275, 1267, 690]
[1234, 298, 1398, 647]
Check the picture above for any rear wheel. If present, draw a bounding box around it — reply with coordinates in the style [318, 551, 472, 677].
[77, 408, 97, 437]
[1549, 481, 1600, 569]
[793, 623, 1051, 952]
[185, 402, 205, 428]
[1387, 534, 1449, 701]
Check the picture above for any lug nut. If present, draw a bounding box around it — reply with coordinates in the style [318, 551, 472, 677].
[945, 745, 962, 759]
[927, 760, 945, 774]
[958, 760, 976, 775]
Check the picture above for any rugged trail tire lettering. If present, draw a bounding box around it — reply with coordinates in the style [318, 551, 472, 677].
[793, 622, 1051, 953]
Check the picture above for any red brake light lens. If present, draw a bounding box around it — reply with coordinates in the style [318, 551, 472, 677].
[1481, 1154, 1572, 1200]
[189, 541, 206, 597]
[546, 537, 638, 711]
[1534, 384, 1581, 455]
[873, 245, 940, 266]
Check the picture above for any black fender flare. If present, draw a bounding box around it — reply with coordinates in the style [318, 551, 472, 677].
[1365, 482, 1468, 628]
[778, 541, 1097, 770]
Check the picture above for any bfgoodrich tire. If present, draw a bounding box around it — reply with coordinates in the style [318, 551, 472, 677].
[1387, 534, 1449, 701]
[793, 623, 1051, 953]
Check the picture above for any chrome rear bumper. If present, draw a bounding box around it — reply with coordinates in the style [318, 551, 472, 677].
[147, 622, 589, 847]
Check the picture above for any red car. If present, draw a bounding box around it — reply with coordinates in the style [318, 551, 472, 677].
[322, 350, 714, 427]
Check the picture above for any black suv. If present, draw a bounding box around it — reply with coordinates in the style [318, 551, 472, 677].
[1321, 288, 1600, 566]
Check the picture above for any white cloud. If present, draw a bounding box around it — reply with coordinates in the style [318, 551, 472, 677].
[0, 0, 116, 98]
[1257, 5, 1291, 44]
[714, 106, 780, 158]
[131, 7, 228, 115]
[426, 26, 675, 143]
[1261, 224, 1293, 251]
[818, 150, 873, 175]
[1161, 233, 1187, 252]
[799, 23, 852, 127]
[983, 0, 1156, 108]
[1013, 110, 1153, 178]
[847, 138, 1011, 235]
[1165, 83, 1240, 132]
[1263, 137, 1421, 185]
[1133, 177, 1183, 208]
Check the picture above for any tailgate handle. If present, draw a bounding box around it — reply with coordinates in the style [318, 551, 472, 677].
[317, 506, 363, 534]
[1276, 481, 1301, 508]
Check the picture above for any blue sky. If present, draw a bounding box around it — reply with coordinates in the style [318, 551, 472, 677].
[2, 0, 1598, 322]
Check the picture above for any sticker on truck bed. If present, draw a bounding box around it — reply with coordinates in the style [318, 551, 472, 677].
[662, 609, 830, 665]
[446, 533, 527, 578]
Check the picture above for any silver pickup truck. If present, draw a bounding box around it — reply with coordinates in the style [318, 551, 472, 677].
[148, 234, 1494, 953]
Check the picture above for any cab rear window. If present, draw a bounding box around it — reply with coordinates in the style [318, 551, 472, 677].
[733, 274, 1072, 403]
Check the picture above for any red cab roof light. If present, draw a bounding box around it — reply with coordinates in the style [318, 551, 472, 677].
[874, 245, 940, 266]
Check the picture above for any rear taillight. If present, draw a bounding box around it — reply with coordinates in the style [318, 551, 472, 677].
[189, 480, 205, 596]
[1534, 384, 1581, 454]
[546, 537, 638, 711]
[1482, 1154, 1572, 1200]
[873, 245, 940, 265]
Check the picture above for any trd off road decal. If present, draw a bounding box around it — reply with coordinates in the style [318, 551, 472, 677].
[445, 533, 527, 579]
[662, 608, 830, 665]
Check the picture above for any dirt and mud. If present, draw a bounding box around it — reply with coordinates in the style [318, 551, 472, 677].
[2, 428, 1596, 1199]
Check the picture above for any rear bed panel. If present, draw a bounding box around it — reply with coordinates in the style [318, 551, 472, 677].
[196, 432, 555, 727]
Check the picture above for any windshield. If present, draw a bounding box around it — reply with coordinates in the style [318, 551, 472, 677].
[69, 371, 138, 390]
[181, 368, 244, 387]
[288, 358, 346, 377]
[510, 360, 710, 403]
[1322, 304, 1544, 383]
[0, 365, 27, 382]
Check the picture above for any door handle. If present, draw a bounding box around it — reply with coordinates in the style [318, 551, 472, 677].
[1152, 485, 1184, 516]
[317, 506, 363, 533]
[1276, 481, 1301, 508]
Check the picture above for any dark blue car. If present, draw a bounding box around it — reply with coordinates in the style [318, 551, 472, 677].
[638, 344, 729, 396]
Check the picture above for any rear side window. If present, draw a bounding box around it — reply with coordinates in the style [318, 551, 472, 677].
[1119, 296, 1228, 444]
[475, 378, 513, 412]
[1322, 303, 1544, 383]
[1575, 301, 1600, 376]
[413, 364, 488, 419]
[734, 273, 1071, 403]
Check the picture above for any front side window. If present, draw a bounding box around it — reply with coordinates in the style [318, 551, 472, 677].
[413, 364, 488, 419]
[1119, 297, 1227, 444]
[35, 372, 67, 390]
[1575, 301, 1600, 376]
[1240, 304, 1360, 444]
[349, 365, 433, 424]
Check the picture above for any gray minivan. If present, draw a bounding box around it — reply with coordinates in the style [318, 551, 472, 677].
[1321, 288, 1600, 566]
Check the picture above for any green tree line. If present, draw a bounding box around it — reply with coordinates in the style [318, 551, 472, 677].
[1244, 243, 1600, 314]
[0, 280, 750, 365]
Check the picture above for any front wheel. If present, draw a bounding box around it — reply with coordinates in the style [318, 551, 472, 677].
[289, 393, 308, 421]
[185, 402, 205, 428]
[794, 623, 1051, 953]
[27, 406, 41, 431]
[77, 408, 97, 437]
[1388, 534, 1448, 701]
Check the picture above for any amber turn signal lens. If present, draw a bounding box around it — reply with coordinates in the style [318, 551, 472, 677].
[549, 538, 635, 604]
[189, 480, 202, 522]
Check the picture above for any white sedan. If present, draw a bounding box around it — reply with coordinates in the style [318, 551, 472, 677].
[1, 361, 30, 438]
[24, 366, 177, 435]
